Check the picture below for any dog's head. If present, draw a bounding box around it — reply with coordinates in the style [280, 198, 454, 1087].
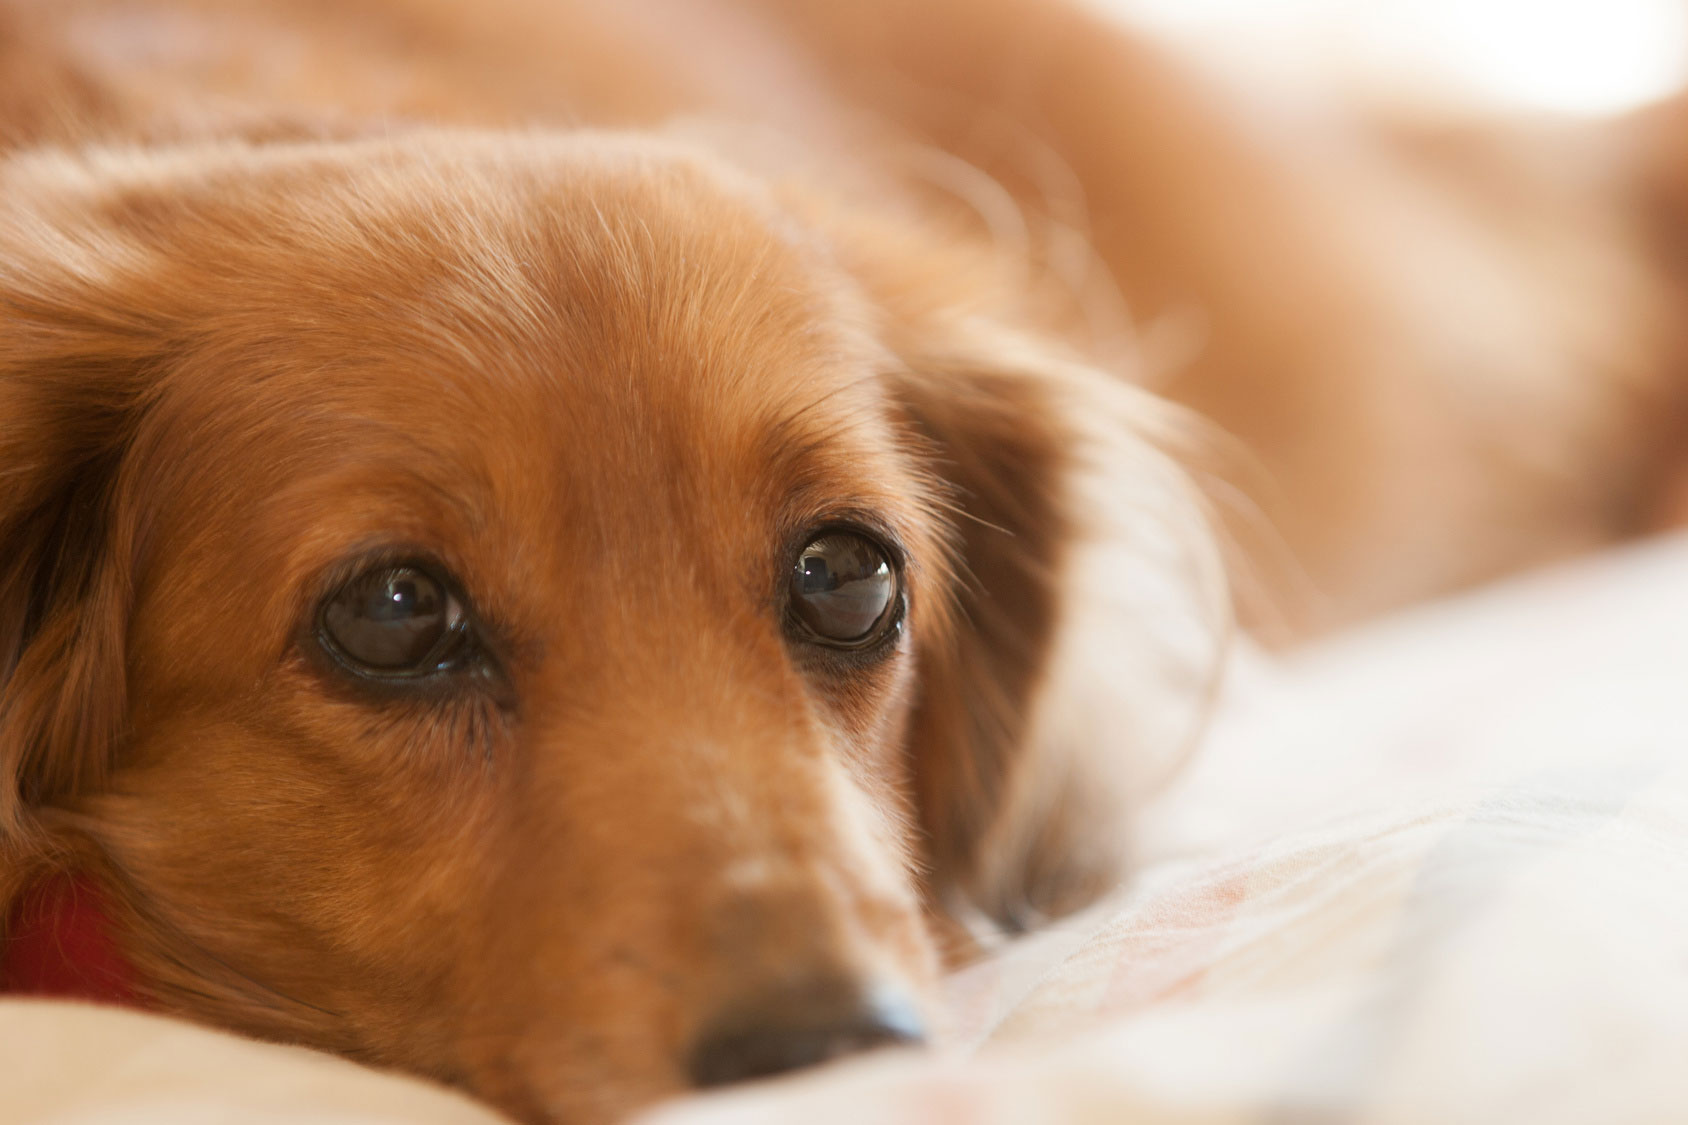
[0, 133, 1214, 1120]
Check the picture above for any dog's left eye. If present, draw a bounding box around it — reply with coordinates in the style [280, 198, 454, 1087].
[789, 531, 901, 647]
[319, 565, 470, 676]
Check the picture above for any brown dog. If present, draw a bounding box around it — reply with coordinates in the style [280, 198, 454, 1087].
[1, 1, 1683, 1122]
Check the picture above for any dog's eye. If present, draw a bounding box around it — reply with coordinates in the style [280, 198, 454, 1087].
[319, 565, 468, 676]
[789, 532, 899, 646]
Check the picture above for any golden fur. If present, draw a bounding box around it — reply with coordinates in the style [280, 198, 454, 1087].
[1, 1, 1684, 1121]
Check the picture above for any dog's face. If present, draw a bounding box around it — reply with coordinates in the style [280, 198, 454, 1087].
[0, 133, 1189, 1121]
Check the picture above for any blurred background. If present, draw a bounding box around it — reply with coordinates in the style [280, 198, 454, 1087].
[1095, 0, 1688, 116]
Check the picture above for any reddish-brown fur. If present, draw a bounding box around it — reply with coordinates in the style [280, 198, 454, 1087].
[2, 1, 1685, 1121]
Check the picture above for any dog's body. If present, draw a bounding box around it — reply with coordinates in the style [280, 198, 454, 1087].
[1, 1, 1684, 1121]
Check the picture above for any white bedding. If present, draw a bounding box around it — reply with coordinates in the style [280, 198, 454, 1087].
[6, 533, 1687, 1124]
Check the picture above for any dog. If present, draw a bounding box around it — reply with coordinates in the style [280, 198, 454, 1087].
[2, 1, 1684, 1121]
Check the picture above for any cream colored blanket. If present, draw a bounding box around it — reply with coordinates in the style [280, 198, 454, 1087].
[7, 534, 1688, 1124]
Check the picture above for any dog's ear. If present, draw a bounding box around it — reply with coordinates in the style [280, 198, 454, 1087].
[0, 232, 154, 855]
[1581, 94, 1688, 528]
[887, 317, 1224, 935]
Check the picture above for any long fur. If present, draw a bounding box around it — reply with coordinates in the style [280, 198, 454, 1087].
[1, 2, 1684, 1122]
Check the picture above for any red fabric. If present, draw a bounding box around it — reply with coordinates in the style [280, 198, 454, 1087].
[1, 872, 138, 1006]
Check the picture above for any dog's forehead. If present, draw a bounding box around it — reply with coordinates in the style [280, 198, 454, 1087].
[132, 138, 921, 602]
[181, 137, 868, 390]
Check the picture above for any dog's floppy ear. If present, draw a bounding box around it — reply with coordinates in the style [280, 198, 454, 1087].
[0, 230, 154, 858]
[888, 315, 1223, 934]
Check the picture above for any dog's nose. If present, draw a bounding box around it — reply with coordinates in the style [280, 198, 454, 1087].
[687, 981, 926, 1088]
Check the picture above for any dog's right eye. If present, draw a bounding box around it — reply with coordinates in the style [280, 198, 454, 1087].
[318, 565, 470, 677]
